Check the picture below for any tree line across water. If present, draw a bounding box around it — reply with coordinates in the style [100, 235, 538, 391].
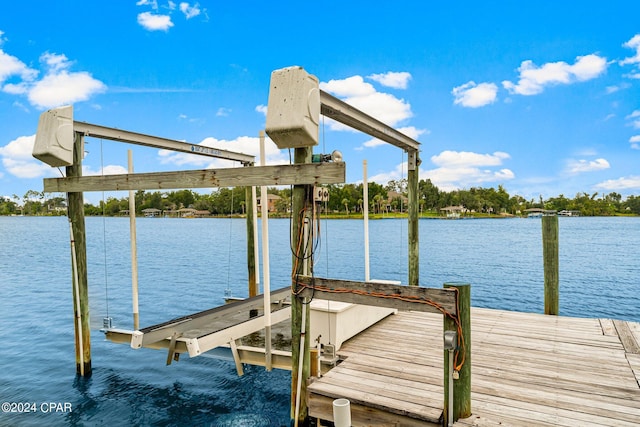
[2, 179, 639, 217]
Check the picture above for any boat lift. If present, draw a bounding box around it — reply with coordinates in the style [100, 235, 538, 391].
[32, 66, 479, 426]
[32, 75, 347, 375]
[32, 64, 424, 377]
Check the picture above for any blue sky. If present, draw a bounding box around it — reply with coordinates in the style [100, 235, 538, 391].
[1, 1, 640, 204]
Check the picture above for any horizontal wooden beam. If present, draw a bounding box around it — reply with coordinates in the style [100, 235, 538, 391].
[43, 162, 345, 192]
[295, 276, 457, 315]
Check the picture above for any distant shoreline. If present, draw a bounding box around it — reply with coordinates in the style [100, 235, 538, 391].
[4, 212, 638, 219]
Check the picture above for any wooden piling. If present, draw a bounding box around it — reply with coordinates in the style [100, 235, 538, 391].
[67, 132, 91, 376]
[443, 282, 471, 424]
[542, 215, 559, 315]
[128, 150, 139, 330]
[245, 185, 258, 298]
[407, 150, 419, 287]
[291, 146, 313, 426]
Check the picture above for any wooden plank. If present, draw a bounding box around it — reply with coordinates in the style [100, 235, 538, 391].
[471, 371, 640, 421]
[309, 393, 437, 427]
[319, 366, 443, 402]
[296, 276, 457, 315]
[43, 162, 345, 192]
[614, 320, 640, 354]
[628, 322, 640, 344]
[600, 318, 617, 336]
[626, 353, 640, 385]
[470, 392, 640, 427]
[340, 355, 444, 385]
[308, 381, 442, 422]
[309, 309, 640, 426]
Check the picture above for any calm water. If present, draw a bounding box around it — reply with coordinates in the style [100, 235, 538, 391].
[0, 216, 638, 426]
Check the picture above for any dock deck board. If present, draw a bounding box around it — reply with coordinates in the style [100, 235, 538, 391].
[308, 307, 640, 426]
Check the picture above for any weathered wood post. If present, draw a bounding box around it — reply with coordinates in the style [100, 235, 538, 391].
[542, 215, 559, 315]
[67, 132, 91, 376]
[245, 184, 257, 297]
[291, 146, 313, 426]
[245, 182, 258, 318]
[443, 282, 471, 424]
[407, 150, 419, 287]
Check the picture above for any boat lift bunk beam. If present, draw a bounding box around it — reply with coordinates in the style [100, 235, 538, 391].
[105, 287, 293, 367]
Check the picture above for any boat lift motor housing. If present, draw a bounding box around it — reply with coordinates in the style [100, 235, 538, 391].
[32, 105, 75, 167]
[265, 66, 320, 149]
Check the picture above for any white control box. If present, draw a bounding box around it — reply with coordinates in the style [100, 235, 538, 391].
[265, 66, 320, 149]
[32, 105, 75, 167]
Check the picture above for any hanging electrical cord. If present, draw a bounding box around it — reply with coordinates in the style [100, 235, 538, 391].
[100, 138, 110, 322]
[400, 150, 407, 280]
[225, 187, 234, 299]
[321, 115, 332, 343]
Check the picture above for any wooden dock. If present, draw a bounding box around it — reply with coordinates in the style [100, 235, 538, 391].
[308, 308, 640, 426]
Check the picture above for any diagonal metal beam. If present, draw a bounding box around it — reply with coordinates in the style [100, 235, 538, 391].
[320, 90, 420, 153]
[74, 121, 255, 165]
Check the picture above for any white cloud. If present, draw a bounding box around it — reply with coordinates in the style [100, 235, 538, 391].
[423, 166, 515, 192]
[157, 135, 285, 168]
[136, 0, 158, 9]
[629, 135, 640, 149]
[594, 176, 640, 191]
[368, 161, 409, 184]
[566, 158, 610, 174]
[422, 150, 514, 191]
[360, 126, 428, 149]
[431, 150, 510, 167]
[29, 71, 106, 109]
[27, 52, 106, 109]
[137, 12, 174, 31]
[41, 52, 70, 72]
[179, 2, 201, 19]
[0, 135, 52, 178]
[255, 104, 267, 115]
[83, 164, 129, 176]
[452, 81, 498, 108]
[320, 75, 413, 130]
[321, 76, 376, 98]
[0, 45, 105, 109]
[620, 34, 640, 69]
[367, 72, 412, 89]
[625, 110, 640, 128]
[216, 107, 231, 117]
[503, 54, 607, 96]
[0, 49, 37, 86]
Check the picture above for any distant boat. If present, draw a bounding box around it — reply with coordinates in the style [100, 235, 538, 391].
[524, 208, 556, 218]
[440, 205, 465, 219]
[558, 210, 580, 217]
